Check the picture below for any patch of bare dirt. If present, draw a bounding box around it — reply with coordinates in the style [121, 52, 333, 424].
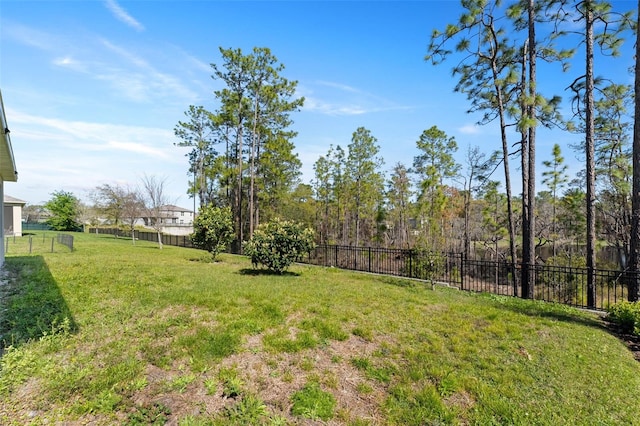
[127, 332, 391, 425]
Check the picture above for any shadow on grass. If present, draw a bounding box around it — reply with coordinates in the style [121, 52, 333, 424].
[238, 268, 301, 277]
[0, 256, 77, 353]
[482, 294, 607, 330]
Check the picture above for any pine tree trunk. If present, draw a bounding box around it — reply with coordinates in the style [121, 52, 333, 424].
[524, 0, 537, 300]
[585, 8, 597, 308]
[236, 126, 244, 251]
[521, 42, 531, 299]
[629, 0, 640, 302]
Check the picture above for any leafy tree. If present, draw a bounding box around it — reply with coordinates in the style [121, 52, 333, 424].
[174, 105, 218, 210]
[563, 0, 634, 306]
[191, 205, 234, 261]
[591, 84, 633, 270]
[243, 218, 315, 274]
[211, 47, 304, 246]
[91, 183, 131, 226]
[258, 131, 302, 224]
[559, 179, 587, 258]
[312, 154, 332, 244]
[386, 163, 414, 249]
[542, 143, 569, 258]
[345, 127, 385, 246]
[280, 183, 316, 229]
[428, 0, 569, 293]
[413, 126, 459, 251]
[312, 145, 348, 245]
[44, 191, 81, 231]
[427, 0, 521, 262]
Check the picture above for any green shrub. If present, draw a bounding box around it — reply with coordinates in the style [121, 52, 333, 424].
[606, 301, 640, 335]
[190, 205, 234, 261]
[243, 218, 316, 274]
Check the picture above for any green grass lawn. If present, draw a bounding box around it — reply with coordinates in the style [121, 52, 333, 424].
[0, 232, 639, 425]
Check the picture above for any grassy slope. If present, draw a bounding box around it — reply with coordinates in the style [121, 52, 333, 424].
[0, 232, 639, 425]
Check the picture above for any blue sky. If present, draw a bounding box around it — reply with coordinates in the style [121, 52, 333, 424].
[0, 0, 636, 207]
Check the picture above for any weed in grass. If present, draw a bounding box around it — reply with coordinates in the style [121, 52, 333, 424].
[179, 415, 214, 426]
[176, 327, 240, 369]
[223, 394, 268, 424]
[122, 377, 148, 396]
[351, 326, 373, 341]
[435, 371, 459, 397]
[301, 318, 349, 342]
[386, 383, 455, 425]
[263, 329, 318, 353]
[0, 344, 40, 394]
[203, 377, 217, 395]
[268, 415, 288, 426]
[74, 389, 122, 415]
[351, 356, 371, 371]
[351, 356, 395, 384]
[356, 382, 373, 395]
[125, 402, 171, 426]
[282, 370, 295, 383]
[218, 368, 244, 398]
[290, 382, 336, 421]
[299, 356, 315, 371]
[321, 370, 339, 389]
[167, 372, 196, 393]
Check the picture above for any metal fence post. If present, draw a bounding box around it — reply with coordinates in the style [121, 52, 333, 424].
[409, 250, 413, 279]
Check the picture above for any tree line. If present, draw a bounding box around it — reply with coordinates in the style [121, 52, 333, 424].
[170, 1, 639, 304]
[24, 0, 640, 304]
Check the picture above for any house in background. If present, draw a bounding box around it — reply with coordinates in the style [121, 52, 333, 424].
[139, 204, 194, 236]
[0, 90, 19, 266]
[4, 195, 25, 236]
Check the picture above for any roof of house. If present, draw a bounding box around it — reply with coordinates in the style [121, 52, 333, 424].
[0, 90, 18, 183]
[161, 205, 193, 213]
[4, 195, 26, 205]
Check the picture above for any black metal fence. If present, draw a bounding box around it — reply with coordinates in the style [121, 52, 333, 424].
[87, 228, 638, 311]
[89, 227, 196, 248]
[304, 245, 635, 310]
[304, 245, 463, 286]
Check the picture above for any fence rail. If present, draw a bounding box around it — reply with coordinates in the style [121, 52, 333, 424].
[88, 228, 638, 311]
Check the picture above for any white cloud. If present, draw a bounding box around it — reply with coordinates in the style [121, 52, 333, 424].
[7, 109, 188, 204]
[458, 124, 482, 135]
[52, 56, 88, 72]
[98, 38, 198, 103]
[8, 109, 174, 159]
[107, 140, 169, 158]
[104, 0, 145, 32]
[299, 81, 412, 116]
[316, 81, 361, 93]
[302, 96, 368, 116]
[2, 22, 59, 51]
